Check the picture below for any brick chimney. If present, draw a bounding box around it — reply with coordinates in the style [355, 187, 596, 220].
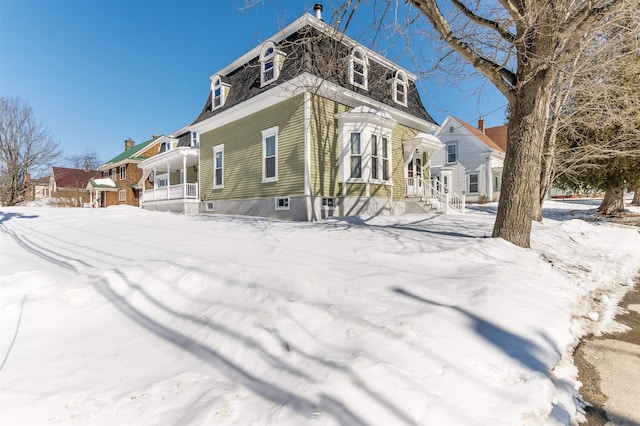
[124, 138, 135, 150]
[478, 117, 485, 134]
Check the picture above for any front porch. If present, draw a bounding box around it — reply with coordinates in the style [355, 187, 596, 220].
[138, 144, 200, 214]
[402, 133, 465, 214]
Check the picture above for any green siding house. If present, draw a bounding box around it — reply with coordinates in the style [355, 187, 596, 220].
[141, 7, 450, 219]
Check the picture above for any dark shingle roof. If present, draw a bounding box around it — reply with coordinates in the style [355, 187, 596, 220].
[192, 24, 436, 126]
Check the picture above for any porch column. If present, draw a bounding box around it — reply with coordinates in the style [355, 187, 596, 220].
[153, 167, 157, 201]
[182, 154, 187, 199]
[166, 162, 170, 200]
[486, 161, 493, 201]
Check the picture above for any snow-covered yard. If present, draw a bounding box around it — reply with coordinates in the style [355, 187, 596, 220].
[1, 200, 639, 425]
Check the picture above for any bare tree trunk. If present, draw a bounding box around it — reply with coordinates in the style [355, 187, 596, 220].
[598, 186, 625, 215]
[493, 74, 553, 248]
[632, 186, 640, 206]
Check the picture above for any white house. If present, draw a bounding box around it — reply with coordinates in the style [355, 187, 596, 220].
[432, 116, 507, 203]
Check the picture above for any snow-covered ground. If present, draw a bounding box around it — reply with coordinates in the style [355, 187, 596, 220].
[1, 199, 639, 425]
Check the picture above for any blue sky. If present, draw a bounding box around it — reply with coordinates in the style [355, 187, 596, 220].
[0, 0, 507, 168]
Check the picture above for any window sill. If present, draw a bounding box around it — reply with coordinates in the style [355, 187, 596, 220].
[262, 178, 278, 183]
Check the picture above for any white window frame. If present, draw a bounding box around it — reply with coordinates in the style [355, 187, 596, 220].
[350, 132, 362, 179]
[213, 144, 224, 189]
[468, 173, 479, 194]
[204, 201, 214, 212]
[349, 46, 368, 90]
[156, 173, 169, 188]
[446, 143, 457, 164]
[111, 168, 116, 181]
[381, 135, 390, 181]
[211, 76, 224, 110]
[103, 171, 108, 178]
[260, 42, 283, 87]
[371, 134, 379, 180]
[392, 70, 408, 106]
[191, 131, 199, 147]
[118, 190, 126, 202]
[119, 165, 126, 180]
[261, 126, 279, 183]
[275, 196, 290, 210]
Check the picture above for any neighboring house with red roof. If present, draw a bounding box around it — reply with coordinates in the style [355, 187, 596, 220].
[87, 136, 163, 208]
[48, 166, 101, 206]
[432, 116, 507, 203]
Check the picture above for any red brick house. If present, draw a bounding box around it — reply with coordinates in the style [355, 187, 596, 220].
[87, 137, 163, 208]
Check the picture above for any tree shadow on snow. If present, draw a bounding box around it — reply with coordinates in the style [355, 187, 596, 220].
[392, 287, 549, 374]
[0, 211, 38, 224]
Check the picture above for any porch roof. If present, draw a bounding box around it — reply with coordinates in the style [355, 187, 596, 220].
[402, 133, 444, 153]
[138, 146, 199, 171]
[86, 178, 118, 191]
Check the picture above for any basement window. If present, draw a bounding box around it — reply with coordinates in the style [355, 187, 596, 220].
[275, 196, 290, 210]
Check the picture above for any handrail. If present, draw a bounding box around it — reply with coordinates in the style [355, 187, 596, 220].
[406, 177, 465, 214]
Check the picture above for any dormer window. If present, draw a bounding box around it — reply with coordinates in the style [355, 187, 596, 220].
[211, 76, 225, 110]
[350, 47, 368, 90]
[260, 41, 283, 87]
[392, 70, 408, 106]
[191, 131, 199, 147]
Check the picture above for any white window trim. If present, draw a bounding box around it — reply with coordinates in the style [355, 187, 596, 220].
[156, 173, 169, 188]
[392, 70, 408, 107]
[211, 75, 226, 111]
[118, 189, 126, 202]
[260, 42, 284, 87]
[204, 201, 215, 212]
[381, 134, 391, 182]
[191, 131, 199, 147]
[111, 168, 116, 181]
[350, 132, 362, 179]
[275, 196, 290, 210]
[119, 165, 126, 180]
[468, 172, 480, 194]
[261, 126, 279, 183]
[349, 46, 369, 91]
[446, 143, 458, 164]
[213, 144, 224, 189]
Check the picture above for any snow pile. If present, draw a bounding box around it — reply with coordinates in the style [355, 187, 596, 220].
[1, 202, 639, 425]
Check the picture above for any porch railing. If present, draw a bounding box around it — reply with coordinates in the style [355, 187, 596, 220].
[405, 177, 465, 214]
[142, 183, 198, 202]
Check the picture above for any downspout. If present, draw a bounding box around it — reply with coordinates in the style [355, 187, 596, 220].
[304, 91, 313, 221]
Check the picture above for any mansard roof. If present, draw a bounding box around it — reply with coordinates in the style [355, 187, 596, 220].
[192, 13, 436, 127]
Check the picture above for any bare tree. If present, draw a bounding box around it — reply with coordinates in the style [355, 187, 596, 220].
[548, 8, 640, 215]
[0, 97, 62, 206]
[403, 0, 629, 247]
[537, 5, 640, 218]
[66, 150, 102, 171]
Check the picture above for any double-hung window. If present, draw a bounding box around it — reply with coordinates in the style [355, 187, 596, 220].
[469, 173, 479, 193]
[262, 126, 278, 182]
[393, 70, 408, 106]
[446, 143, 457, 164]
[382, 136, 390, 181]
[371, 135, 379, 180]
[350, 47, 368, 90]
[111, 168, 117, 181]
[212, 76, 224, 110]
[260, 42, 283, 87]
[119, 165, 126, 180]
[350, 132, 362, 179]
[118, 190, 126, 202]
[213, 144, 224, 189]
